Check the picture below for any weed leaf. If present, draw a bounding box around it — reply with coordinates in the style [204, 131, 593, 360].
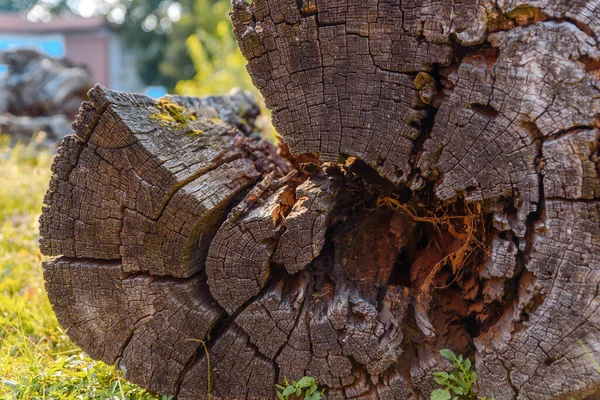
[440, 349, 456, 361]
[431, 388, 452, 400]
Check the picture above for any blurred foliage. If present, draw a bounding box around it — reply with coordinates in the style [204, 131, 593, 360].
[0, 136, 160, 399]
[157, 3, 198, 88]
[0, 0, 253, 94]
[173, 0, 276, 140]
[115, 0, 197, 89]
[0, 0, 48, 12]
[174, 0, 255, 97]
[112, 0, 256, 93]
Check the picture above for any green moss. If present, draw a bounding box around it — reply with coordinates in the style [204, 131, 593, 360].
[414, 72, 435, 91]
[506, 6, 546, 25]
[150, 97, 199, 132]
[414, 72, 437, 105]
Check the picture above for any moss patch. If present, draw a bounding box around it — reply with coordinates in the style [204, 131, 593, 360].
[150, 98, 203, 134]
[507, 5, 547, 26]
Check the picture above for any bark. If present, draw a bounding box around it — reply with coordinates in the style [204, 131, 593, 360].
[39, 1, 600, 399]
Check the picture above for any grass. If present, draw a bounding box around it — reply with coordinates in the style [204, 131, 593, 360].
[0, 136, 161, 399]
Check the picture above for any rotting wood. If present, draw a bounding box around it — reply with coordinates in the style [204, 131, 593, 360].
[39, 0, 600, 399]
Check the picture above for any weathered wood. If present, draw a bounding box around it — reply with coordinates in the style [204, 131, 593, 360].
[272, 171, 337, 274]
[0, 49, 92, 118]
[228, 1, 600, 398]
[41, 84, 295, 397]
[206, 184, 294, 313]
[39, 0, 600, 399]
[44, 259, 223, 395]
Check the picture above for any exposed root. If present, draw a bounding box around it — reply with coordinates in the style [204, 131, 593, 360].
[377, 195, 488, 298]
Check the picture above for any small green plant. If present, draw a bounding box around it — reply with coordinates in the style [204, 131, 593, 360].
[276, 376, 325, 400]
[431, 349, 492, 400]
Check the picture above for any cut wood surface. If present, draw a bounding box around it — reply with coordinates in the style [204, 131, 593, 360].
[40, 0, 600, 399]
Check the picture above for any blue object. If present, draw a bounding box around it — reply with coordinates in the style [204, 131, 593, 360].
[0, 35, 65, 78]
[145, 86, 168, 98]
[40, 40, 64, 57]
[0, 36, 65, 57]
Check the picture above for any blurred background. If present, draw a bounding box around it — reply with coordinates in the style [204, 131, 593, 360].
[0, 0, 259, 145]
[0, 0, 254, 94]
[0, 1, 261, 398]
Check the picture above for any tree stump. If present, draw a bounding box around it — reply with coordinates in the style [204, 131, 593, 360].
[40, 1, 600, 399]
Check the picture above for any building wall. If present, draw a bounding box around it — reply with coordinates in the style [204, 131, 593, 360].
[108, 34, 145, 94]
[65, 31, 109, 86]
[0, 14, 145, 94]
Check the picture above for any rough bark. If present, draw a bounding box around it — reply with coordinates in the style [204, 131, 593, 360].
[41, 84, 295, 398]
[39, 0, 600, 399]
[229, 1, 600, 399]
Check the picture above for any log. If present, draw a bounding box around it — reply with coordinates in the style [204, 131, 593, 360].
[39, 1, 600, 399]
[0, 49, 92, 118]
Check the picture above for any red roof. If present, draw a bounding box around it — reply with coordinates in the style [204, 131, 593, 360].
[0, 13, 105, 34]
